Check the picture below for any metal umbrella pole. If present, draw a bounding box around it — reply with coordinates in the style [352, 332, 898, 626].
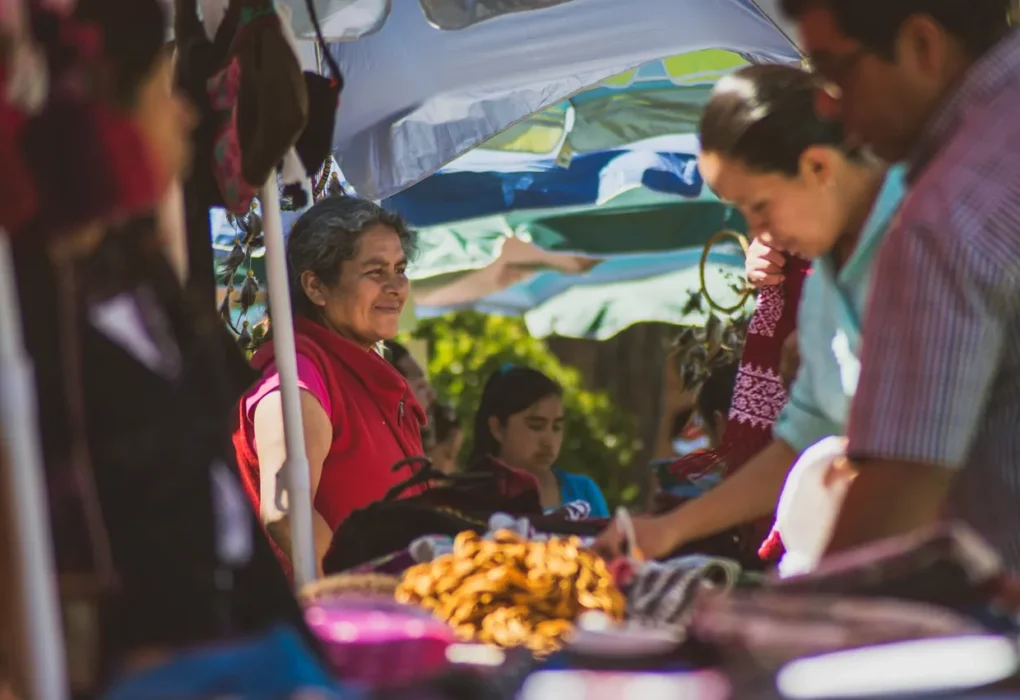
[260, 175, 317, 589]
[0, 231, 69, 700]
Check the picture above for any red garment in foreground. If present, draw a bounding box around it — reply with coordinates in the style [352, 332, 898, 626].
[233, 317, 427, 578]
[666, 255, 810, 560]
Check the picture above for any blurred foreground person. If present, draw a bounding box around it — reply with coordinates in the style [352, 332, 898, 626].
[12, 0, 318, 692]
[782, 0, 1020, 568]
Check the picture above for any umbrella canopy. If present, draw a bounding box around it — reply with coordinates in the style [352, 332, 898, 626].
[410, 193, 744, 279]
[283, 0, 590, 40]
[478, 50, 748, 158]
[513, 247, 751, 340]
[385, 133, 708, 227]
[417, 245, 746, 312]
[326, 0, 798, 199]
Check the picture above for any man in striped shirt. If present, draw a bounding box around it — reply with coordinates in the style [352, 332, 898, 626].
[780, 0, 1020, 569]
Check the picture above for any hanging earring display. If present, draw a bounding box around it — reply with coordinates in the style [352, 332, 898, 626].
[699, 229, 753, 314]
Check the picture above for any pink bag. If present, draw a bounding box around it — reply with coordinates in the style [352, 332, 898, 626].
[304, 600, 455, 688]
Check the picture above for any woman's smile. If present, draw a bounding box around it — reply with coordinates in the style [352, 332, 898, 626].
[373, 302, 402, 315]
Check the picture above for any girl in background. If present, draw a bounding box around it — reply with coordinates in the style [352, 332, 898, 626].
[468, 366, 609, 519]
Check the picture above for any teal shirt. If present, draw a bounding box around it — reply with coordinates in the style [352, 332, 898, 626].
[773, 166, 907, 453]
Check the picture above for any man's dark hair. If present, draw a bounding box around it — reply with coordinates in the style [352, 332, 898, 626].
[779, 0, 1012, 58]
[74, 0, 169, 108]
[700, 64, 848, 176]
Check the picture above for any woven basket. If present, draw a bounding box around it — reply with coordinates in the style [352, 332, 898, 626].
[299, 573, 401, 605]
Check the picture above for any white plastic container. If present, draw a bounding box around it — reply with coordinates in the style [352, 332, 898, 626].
[773, 436, 852, 577]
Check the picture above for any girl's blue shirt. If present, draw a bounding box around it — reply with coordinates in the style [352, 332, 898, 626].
[553, 468, 610, 518]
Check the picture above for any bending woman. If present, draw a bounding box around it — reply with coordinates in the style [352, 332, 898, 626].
[468, 366, 609, 518]
[597, 64, 905, 559]
[235, 197, 427, 576]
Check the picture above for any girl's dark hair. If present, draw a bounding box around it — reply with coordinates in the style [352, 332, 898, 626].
[286, 196, 418, 321]
[73, 0, 168, 108]
[699, 64, 848, 176]
[430, 403, 462, 445]
[697, 361, 740, 425]
[468, 365, 562, 466]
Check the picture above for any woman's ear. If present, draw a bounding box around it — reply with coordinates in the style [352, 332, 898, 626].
[799, 145, 837, 188]
[300, 270, 327, 308]
[487, 416, 505, 446]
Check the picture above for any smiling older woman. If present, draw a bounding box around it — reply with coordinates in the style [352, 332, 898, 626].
[233, 197, 427, 577]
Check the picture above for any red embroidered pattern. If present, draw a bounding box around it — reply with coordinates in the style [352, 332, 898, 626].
[747, 284, 784, 337]
[208, 57, 259, 214]
[729, 362, 788, 430]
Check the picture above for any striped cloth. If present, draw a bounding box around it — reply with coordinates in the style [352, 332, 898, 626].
[847, 28, 1020, 571]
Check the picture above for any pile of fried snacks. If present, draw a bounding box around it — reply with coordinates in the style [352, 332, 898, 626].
[395, 530, 625, 655]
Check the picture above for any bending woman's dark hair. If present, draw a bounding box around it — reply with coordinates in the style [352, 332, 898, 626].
[468, 365, 562, 466]
[699, 64, 853, 176]
[697, 361, 740, 425]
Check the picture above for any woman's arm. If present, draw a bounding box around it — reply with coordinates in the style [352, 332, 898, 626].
[597, 439, 798, 559]
[253, 390, 335, 576]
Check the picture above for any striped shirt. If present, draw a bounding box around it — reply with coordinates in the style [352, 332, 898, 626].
[847, 28, 1020, 571]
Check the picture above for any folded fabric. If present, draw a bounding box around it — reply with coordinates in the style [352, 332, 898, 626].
[622, 555, 741, 629]
[103, 625, 356, 700]
[547, 500, 592, 521]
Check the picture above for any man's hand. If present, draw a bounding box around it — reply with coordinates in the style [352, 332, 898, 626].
[746, 238, 786, 288]
[594, 513, 683, 562]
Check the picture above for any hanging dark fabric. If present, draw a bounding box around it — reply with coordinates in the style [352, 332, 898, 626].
[293, 0, 345, 176]
[175, 0, 242, 304]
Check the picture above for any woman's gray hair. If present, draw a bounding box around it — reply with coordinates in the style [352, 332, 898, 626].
[286, 196, 418, 318]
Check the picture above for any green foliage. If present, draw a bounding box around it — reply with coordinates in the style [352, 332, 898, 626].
[405, 311, 642, 508]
